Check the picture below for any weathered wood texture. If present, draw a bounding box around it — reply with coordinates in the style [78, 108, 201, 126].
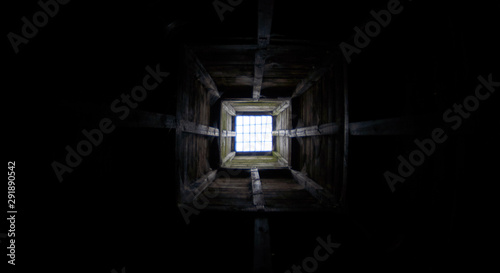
[203, 176, 253, 209]
[179, 120, 219, 136]
[253, 50, 268, 101]
[299, 74, 334, 128]
[251, 168, 265, 210]
[230, 100, 283, 113]
[257, 0, 274, 48]
[199, 169, 327, 212]
[183, 169, 218, 203]
[184, 133, 212, 185]
[275, 104, 291, 165]
[222, 151, 236, 166]
[252, 0, 274, 101]
[292, 53, 334, 98]
[273, 123, 339, 137]
[296, 73, 335, 193]
[194, 45, 329, 97]
[219, 107, 233, 164]
[223, 156, 285, 169]
[185, 47, 220, 104]
[272, 100, 290, 116]
[177, 49, 214, 197]
[222, 101, 236, 116]
[261, 178, 319, 209]
[220, 130, 236, 137]
[292, 67, 330, 98]
[290, 169, 336, 206]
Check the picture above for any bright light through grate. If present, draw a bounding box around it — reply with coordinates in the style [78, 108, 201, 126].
[235, 115, 272, 152]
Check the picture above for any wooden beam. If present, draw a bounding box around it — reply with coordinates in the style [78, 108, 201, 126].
[222, 151, 236, 166]
[253, 217, 272, 273]
[116, 111, 176, 128]
[290, 169, 336, 206]
[272, 100, 290, 116]
[220, 106, 233, 167]
[271, 130, 283, 136]
[253, 0, 274, 101]
[272, 151, 288, 167]
[179, 120, 219, 136]
[272, 123, 339, 137]
[251, 168, 265, 210]
[291, 53, 335, 98]
[252, 50, 267, 101]
[257, 0, 275, 48]
[183, 169, 218, 203]
[220, 130, 236, 137]
[222, 101, 237, 116]
[185, 48, 220, 104]
[319, 122, 339, 135]
[293, 123, 339, 137]
[349, 116, 426, 135]
[292, 67, 330, 98]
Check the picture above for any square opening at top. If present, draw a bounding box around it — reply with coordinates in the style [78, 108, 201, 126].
[235, 115, 272, 152]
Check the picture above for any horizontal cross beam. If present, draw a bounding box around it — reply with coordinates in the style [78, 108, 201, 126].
[220, 130, 236, 137]
[179, 120, 219, 136]
[272, 100, 291, 116]
[272, 123, 339, 137]
[349, 116, 426, 135]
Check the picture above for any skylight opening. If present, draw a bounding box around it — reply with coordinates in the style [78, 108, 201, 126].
[235, 115, 272, 152]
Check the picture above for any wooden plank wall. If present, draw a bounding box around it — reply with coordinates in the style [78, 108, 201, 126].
[177, 50, 213, 189]
[219, 108, 233, 164]
[274, 104, 291, 165]
[296, 72, 335, 192]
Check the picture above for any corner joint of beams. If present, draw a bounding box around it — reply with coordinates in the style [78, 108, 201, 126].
[185, 47, 220, 104]
[222, 101, 237, 116]
[179, 120, 220, 137]
[182, 169, 218, 204]
[272, 99, 291, 116]
[290, 169, 336, 207]
[221, 151, 236, 166]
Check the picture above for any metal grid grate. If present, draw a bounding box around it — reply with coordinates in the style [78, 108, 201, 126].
[235, 116, 272, 152]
